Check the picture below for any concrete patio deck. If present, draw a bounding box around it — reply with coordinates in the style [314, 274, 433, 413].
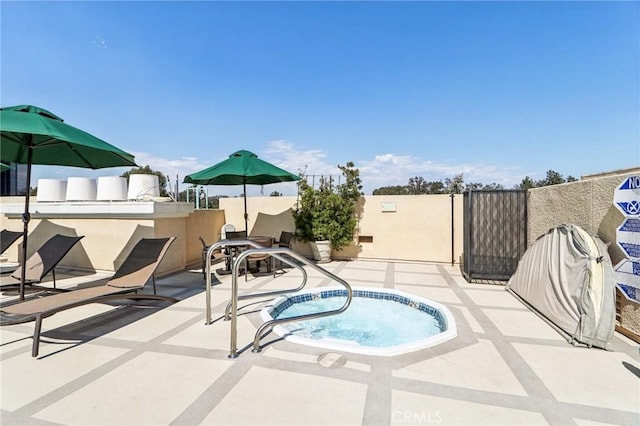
[1, 259, 638, 425]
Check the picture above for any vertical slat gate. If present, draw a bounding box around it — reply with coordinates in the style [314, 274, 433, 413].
[463, 190, 527, 282]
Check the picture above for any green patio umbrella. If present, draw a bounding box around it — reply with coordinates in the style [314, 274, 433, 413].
[0, 162, 10, 171]
[0, 105, 137, 300]
[183, 150, 299, 232]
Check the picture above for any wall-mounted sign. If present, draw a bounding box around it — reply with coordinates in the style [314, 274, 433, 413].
[381, 202, 397, 212]
[616, 218, 640, 259]
[615, 259, 640, 301]
[613, 175, 640, 217]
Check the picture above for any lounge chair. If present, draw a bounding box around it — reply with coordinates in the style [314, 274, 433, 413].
[0, 236, 177, 357]
[0, 230, 24, 274]
[2, 234, 84, 293]
[1, 230, 23, 255]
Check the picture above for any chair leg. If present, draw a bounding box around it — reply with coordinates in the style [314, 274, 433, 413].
[52, 269, 56, 289]
[152, 275, 157, 295]
[32, 314, 43, 357]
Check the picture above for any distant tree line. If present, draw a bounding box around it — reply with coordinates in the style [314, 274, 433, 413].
[517, 170, 577, 190]
[372, 170, 577, 195]
[118, 166, 578, 201]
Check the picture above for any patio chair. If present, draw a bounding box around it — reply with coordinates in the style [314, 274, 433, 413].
[200, 224, 241, 279]
[226, 230, 247, 240]
[274, 231, 294, 270]
[275, 231, 293, 249]
[1, 234, 84, 293]
[244, 236, 275, 281]
[0, 236, 177, 357]
[1, 230, 23, 255]
[220, 223, 236, 240]
[199, 236, 213, 279]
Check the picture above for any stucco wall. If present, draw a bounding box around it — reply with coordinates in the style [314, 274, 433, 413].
[0, 203, 226, 275]
[184, 209, 226, 263]
[220, 194, 464, 263]
[528, 169, 639, 265]
[528, 168, 640, 339]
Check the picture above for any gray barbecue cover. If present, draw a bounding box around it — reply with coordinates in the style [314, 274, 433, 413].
[506, 224, 615, 349]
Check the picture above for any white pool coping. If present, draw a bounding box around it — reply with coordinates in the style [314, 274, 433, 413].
[260, 286, 458, 357]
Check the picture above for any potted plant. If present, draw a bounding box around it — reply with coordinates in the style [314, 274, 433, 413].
[293, 162, 362, 262]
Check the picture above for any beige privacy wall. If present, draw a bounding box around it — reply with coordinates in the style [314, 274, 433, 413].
[0, 204, 226, 275]
[527, 168, 640, 265]
[220, 194, 464, 263]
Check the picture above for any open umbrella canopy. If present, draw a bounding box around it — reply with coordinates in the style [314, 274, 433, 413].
[184, 150, 299, 232]
[183, 150, 299, 186]
[0, 104, 137, 300]
[1, 105, 136, 168]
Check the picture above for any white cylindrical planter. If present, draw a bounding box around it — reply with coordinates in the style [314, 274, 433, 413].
[66, 177, 97, 201]
[36, 179, 67, 202]
[127, 174, 160, 200]
[96, 176, 128, 201]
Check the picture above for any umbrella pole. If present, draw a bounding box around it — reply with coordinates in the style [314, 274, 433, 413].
[243, 179, 248, 234]
[20, 144, 33, 301]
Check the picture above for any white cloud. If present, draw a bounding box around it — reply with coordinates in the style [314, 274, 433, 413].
[358, 153, 524, 192]
[92, 36, 107, 49]
[29, 142, 525, 196]
[130, 151, 209, 178]
[263, 140, 338, 177]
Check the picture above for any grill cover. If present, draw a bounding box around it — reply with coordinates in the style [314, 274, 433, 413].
[507, 224, 615, 349]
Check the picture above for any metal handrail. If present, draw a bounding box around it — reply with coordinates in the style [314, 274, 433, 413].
[229, 248, 352, 358]
[204, 239, 306, 325]
[223, 255, 308, 320]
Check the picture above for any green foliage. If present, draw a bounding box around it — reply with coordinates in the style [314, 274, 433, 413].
[373, 169, 578, 194]
[517, 170, 577, 189]
[120, 165, 168, 196]
[482, 182, 506, 190]
[445, 174, 464, 194]
[518, 176, 536, 190]
[293, 162, 362, 251]
[372, 185, 408, 195]
[270, 191, 282, 197]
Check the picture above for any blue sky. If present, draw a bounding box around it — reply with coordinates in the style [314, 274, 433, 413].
[2, 1, 638, 196]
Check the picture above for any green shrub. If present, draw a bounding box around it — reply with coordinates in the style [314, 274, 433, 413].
[293, 162, 362, 251]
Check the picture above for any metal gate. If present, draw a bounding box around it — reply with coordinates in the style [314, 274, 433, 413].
[463, 190, 527, 282]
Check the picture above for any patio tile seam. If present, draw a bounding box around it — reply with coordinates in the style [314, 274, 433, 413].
[468, 304, 533, 313]
[13, 348, 142, 418]
[391, 282, 454, 289]
[392, 374, 551, 412]
[169, 360, 254, 426]
[167, 305, 206, 313]
[391, 375, 638, 424]
[0, 343, 32, 360]
[12, 308, 208, 417]
[362, 360, 394, 426]
[436, 264, 577, 425]
[0, 407, 57, 426]
[384, 262, 395, 289]
[170, 350, 378, 425]
[504, 335, 582, 348]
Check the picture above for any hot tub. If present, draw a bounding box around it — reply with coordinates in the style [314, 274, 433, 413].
[260, 286, 458, 356]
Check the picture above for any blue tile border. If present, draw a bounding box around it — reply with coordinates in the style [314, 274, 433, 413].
[271, 288, 446, 330]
